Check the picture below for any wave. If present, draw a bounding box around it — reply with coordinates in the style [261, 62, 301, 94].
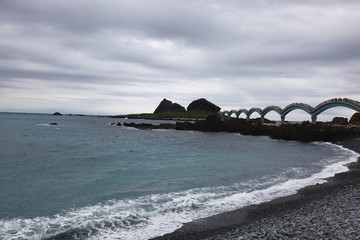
[1, 143, 358, 240]
[36, 123, 59, 126]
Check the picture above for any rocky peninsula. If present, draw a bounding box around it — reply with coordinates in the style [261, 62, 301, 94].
[118, 113, 360, 142]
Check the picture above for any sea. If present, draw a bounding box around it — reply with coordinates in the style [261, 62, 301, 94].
[0, 113, 358, 240]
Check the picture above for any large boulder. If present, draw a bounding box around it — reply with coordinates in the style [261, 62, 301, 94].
[154, 98, 186, 114]
[187, 98, 221, 113]
[332, 117, 348, 125]
[349, 112, 360, 125]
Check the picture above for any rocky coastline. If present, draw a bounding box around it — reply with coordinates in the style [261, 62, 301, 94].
[117, 113, 360, 142]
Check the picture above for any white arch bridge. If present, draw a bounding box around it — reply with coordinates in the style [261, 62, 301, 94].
[219, 98, 360, 124]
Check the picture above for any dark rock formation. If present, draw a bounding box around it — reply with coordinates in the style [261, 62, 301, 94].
[117, 113, 360, 142]
[349, 113, 360, 125]
[176, 115, 268, 133]
[176, 114, 226, 132]
[270, 123, 360, 141]
[53, 112, 62, 116]
[332, 117, 348, 125]
[67, 114, 85, 117]
[123, 122, 176, 130]
[187, 98, 221, 113]
[176, 115, 360, 142]
[49, 123, 58, 125]
[172, 103, 186, 112]
[154, 99, 186, 114]
[111, 122, 122, 126]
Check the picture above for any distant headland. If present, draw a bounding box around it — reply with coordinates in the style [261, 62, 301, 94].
[111, 98, 221, 120]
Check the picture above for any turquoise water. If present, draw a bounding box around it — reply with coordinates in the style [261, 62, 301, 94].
[0, 113, 358, 240]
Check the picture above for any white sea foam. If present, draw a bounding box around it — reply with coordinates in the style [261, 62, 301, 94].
[121, 126, 140, 131]
[1, 143, 358, 240]
[151, 129, 176, 132]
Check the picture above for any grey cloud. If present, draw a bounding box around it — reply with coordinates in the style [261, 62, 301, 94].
[0, 0, 359, 115]
[0, 0, 227, 45]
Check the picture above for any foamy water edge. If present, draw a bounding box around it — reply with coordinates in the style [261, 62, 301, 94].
[0, 142, 358, 240]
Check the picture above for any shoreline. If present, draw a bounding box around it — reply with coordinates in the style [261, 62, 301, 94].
[151, 137, 360, 240]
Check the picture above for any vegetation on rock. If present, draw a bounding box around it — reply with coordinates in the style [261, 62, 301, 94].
[113, 98, 220, 120]
[187, 98, 221, 113]
[153, 98, 186, 114]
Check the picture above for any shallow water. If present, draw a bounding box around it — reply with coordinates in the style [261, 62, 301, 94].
[0, 113, 358, 240]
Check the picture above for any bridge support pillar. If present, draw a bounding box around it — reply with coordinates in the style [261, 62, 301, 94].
[246, 116, 250, 122]
[311, 115, 317, 124]
[261, 116, 264, 125]
[281, 116, 285, 124]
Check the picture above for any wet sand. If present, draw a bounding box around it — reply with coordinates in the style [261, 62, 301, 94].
[152, 138, 360, 240]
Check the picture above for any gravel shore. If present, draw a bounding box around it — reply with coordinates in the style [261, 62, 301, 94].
[153, 138, 360, 240]
[205, 185, 360, 240]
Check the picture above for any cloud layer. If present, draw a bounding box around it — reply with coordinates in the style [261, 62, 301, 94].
[1, 0, 359, 120]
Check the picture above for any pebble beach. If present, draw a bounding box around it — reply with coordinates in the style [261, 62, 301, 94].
[154, 138, 360, 240]
[206, 185, 360, 240]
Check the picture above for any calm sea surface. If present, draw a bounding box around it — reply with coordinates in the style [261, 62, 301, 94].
[0, 113, 358, 240]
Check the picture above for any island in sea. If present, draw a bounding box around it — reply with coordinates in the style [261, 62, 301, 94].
[111, 98, 221, 120]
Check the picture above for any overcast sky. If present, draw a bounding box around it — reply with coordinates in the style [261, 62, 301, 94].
[1, 0, 359, 120]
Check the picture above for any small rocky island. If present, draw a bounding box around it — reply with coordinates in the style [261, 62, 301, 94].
[154, 98, 221, 115]
[112, 98, 221, 120]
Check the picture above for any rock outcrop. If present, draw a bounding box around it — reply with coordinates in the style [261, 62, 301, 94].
[332, 117, 348, 125]
[154, 99, 186, 114]
[187, 98, 221, 113]
[349, 113, 360, 125]
[53, 112, 62, 116]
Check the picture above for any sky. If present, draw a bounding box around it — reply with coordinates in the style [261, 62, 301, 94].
[1, 0, 360, 121]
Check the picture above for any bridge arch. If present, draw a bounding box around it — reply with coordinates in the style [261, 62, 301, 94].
[247, 108, 262, 119]
[236, 109, 248, 118]
[261, 106, 282, 118]
[281, 103, 313, 117]
[312, 100, 360, 116]
[221, 110, 230, 117]
[228, 110, 238, 118]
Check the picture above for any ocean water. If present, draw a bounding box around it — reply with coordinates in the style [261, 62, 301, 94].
[0, 113, 358, 240]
